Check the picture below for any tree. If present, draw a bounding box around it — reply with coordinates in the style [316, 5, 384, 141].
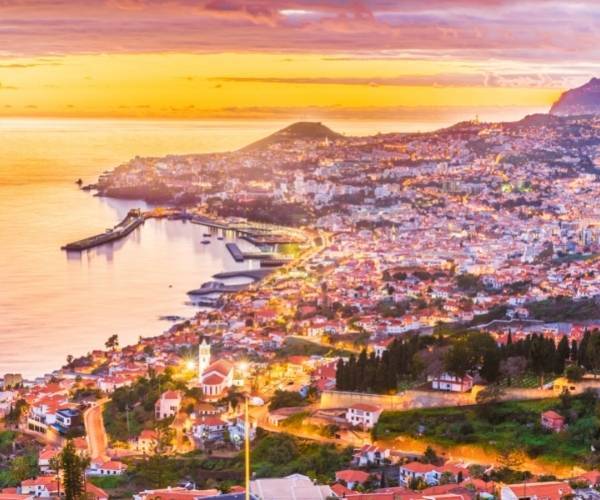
[154, 420, 175, 455]
[269, 390, 306, 411]
[66, 354, 74, 370]
[423, 446, 439, 465]
[5, 399, 28, 428]
[335, 358, 347, 390]
[570, 339, 578, 362]
[58, 440, 90, 500]
[444, 342, 472, 378]
[8, 450, 38, 485]
[105, 334, 119, 352]
[555, 335, 571, 374]
[444, 331, 497, 378]
[585, 331, 600, 378]
[529, 335, 555, 387]
[480, 348, 501, 383]
[500, 356, 527, 386]
[566, 364, 584, 382]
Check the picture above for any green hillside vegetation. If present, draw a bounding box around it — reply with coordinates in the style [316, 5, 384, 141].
[103, 368, 190, 442]
[374, 390, 600, 467]
[251, 432, 353, 483]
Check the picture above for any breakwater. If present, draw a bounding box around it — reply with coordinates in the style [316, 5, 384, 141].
[62, 209, 144, 251]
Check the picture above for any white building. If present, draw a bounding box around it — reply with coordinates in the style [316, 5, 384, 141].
[154, 390, 183, 420]
[87, 460, 128, 476]
[429, 373, 474, 392]
[345, 403, 382, 429]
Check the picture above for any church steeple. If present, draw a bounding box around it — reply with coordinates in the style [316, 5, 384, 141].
[198, 338, 211, 381]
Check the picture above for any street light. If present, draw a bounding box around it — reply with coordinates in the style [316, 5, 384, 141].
[238, 362, 251, 500]
[244, 392, 250, 500]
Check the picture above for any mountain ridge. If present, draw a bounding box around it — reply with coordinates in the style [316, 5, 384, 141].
[550, 77, 600, 116]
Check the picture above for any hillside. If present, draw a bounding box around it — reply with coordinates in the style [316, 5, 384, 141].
[550, 77, 600, 116]
[241, 121, 342, 152]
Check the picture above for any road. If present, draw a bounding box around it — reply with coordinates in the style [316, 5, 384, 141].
[84, 399, 109, 461]
[249, 404, 368, 447]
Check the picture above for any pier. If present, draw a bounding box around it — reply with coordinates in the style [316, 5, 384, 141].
[188, 213, 306, 244]
[62, 210, 144, 251]
[225, 243, 245, 262]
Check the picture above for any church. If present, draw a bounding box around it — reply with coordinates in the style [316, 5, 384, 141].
[198, 338, 234, 400]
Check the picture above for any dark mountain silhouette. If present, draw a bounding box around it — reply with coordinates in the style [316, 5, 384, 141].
[550, 77, 600, 116]
[241, 121, 342, 151]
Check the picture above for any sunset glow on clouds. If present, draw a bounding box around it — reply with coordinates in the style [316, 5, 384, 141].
[0, 0, 598, 119]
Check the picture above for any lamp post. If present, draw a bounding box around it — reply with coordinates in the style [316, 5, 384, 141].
[244, 394, 250, 500]
[238, 361, 251, 500]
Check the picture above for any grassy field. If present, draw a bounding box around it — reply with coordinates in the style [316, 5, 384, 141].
[374, 395, 598, 467]
[497, 372, 554, 389]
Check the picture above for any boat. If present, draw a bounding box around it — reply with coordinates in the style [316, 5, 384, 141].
[217, 236, 224, 240]
[201, 239, 211, 244]
[203, 233, 211, 237]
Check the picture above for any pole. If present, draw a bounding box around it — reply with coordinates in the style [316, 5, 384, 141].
[245, 395, 250, 500]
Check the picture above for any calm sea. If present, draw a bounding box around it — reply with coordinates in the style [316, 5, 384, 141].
[0, 114, 539, 378]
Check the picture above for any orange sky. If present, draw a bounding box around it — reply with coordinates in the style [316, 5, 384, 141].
[0, 1, 597, 120]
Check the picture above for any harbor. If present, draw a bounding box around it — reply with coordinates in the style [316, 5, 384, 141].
[61, 207, 306, 253]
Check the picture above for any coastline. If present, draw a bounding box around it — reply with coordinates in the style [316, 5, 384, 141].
[18, 198, 319, 383]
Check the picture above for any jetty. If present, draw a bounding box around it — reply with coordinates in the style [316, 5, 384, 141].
[226, 243, 244, 262]
[62, 209, 144, 251]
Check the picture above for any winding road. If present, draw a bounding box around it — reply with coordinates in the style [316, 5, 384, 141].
[84, 399, 109, 461]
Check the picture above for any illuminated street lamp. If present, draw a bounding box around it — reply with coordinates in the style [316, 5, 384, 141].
[238, 361, 251, 500]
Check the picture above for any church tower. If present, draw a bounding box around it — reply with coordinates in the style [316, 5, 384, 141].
[198, 338, 211, 381]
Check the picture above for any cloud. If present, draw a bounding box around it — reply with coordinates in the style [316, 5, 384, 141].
[0, 0, 597, 67]
[151, 103, 547, 124]
[0, 61, 62, 68]
[210, 72, 581, 88]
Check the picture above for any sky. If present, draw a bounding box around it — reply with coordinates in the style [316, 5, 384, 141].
[0, 0, 598, 120]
